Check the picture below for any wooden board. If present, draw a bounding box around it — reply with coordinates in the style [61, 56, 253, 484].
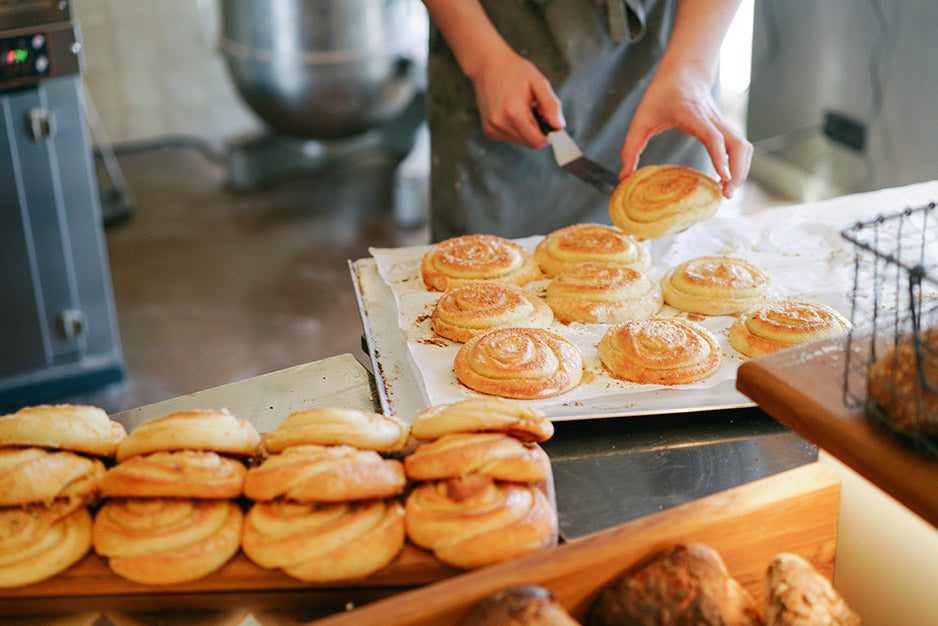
[735, 337, 938, 529]
[310, 461, 840, 625]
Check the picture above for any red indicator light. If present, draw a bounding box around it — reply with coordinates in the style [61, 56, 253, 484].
[4, 50, 15, 65]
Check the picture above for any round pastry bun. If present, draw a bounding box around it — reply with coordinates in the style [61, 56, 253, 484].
[729, 300, 850, 359]
[609, 165, 722, 239]
[99, 450, 246, 499]
[243, 444, 406, 502]
[0, 447, 104, 507]
[454, 328, 583, 400]
[866, 327, 938, 438]
[116, 409, 260, 462]
[598, 317, 723, 385]
[263, 408, 409, 453]
[546, 261, 662, 324]
[0, 503, 92, 589]
[460, 585, 580, 626]
[404, 433, 551, 483]
[421, 234, 541, 292]
[431, 281, 554, 344]
[0, 404, 125, 457]
[411, 398, 553, 442]
[661, 255, 772, 316]
[534, 222, 651, 277]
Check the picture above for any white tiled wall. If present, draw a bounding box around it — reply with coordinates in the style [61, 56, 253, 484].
[73, 0, 260, 145]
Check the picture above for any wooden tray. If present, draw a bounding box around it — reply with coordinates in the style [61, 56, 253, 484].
[310, 461, 840, 625]
[735, 337, 938, 529]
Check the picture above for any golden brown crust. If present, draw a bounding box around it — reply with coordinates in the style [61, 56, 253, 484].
[243, 444, 406, 502]
[609, 165, 722, 240]
[589, 543, 762, 626]
[534, 222, 651, 277]
[454, 328, 583, 400]
[0, 447, 104, 507]
[729, 300, 851, 359]
[115, 409, 260, 462]
[598, 318, 723, 385]
[421, 234, 542, 292]
[661, 255, 772, 316]
[99, 451, 246, 499]
[460, 585, 581, 626]
[0, 504, 92, 588]
[765, 552, 860, 626]
[263, 408, 409, 453]
[405, 475, 557, 569]
[867, 327, 938, 437]
[0, 404, 125, 457]
[411, 398, 553, 442]
[431, 281, 554, 343]
[241, 498, 406, 582]
[546, 262, 663, 324]
[92, 498, 242, 585]
[404, 434, 551, 483]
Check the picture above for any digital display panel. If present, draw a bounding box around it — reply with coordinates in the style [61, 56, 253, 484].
[0, 33, 50, 84]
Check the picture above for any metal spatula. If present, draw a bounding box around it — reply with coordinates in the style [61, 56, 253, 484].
[534, 110, 620, 196]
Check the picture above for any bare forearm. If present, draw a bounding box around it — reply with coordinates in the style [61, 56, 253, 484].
[421, 0, 515, 80]
[657, 0, 743, 84]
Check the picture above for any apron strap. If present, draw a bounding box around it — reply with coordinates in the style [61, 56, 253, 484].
[607, 0, 647, 43]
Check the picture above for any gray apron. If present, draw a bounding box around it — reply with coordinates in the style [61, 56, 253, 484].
[427, 0, 713, 241]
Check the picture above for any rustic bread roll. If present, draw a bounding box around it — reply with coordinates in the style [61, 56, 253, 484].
[92, 498, 242, 585]
[263, 407, 409, 453]
[729, 300, 851, 359]
[243, 444, 406, 502]
[598, 317, 722, 385]
[431, 281, 554, 343]
[411, 398, 553, 442]
[241, 498, 405, 582]
[867, 327, 938, 438]
[609, 165, 722, 239]
[405, 474, 557, 569]
[422, 234, 541, 292]
[454, 328, 583, 400]
[766, 552, 860, 626]
[661, 255, 772, 316]
[99, 450, 246, 499]
[0, 502, 92, 588]
[0, 447, 104, 507]
[589, 543, 762, 626]
[115, 409, 260, 462]
[404, 433, 551, 483]
[534, 222, 651, 277]
[460, 585, 581, 626]
[546, 262, 662, 324]
[0, 404, 125, 457]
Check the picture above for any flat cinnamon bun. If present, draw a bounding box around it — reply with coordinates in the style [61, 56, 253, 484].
[0, 447, 104, 506]
[263, 408, 409, 453]
[454, 328, 583, 400]
[609, 165, 722, 239]
[729, 300, 850, 359]
[241, 498, 405, 582]
[661, 255, 772, 316]
[0, 502, 92, 588]
[99, 450, 246, 499]
[404, 433, 551, 483]
[115, 409, 260, 462]
[421, 234, 541, 292]
[92, 498, 242, 585]
[546, 262, 662, 324]
[598, 317, 723, 385]
[243, 444, 406, 502]
[431, 281, 554, 343]
[534, 222, 651, 277]
[405, 474, 557, 569]
[411, 398, 553, 442]
[0, 404, 125, 457]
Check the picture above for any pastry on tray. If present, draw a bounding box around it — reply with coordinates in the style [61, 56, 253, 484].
[0, 404, 125, 458]
[598, 317, 722, 385]
[729, 300, 850, 359]
[263, 407, 409, 453]
[546, 262, 662, 324]
[410, 398, 553, 442]
[422, 234, 541, 291]
[609, 165, 722, 240]
[661, 255, 772, 316]
[431, 281, 554, 343]
[534, 222, 651, 277]
[454, 328, 583, 399]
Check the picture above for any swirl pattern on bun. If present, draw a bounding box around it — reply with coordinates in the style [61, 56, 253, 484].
[661, 255, 772, 316]
[534, 222, 651, 277]
[546, 262, 662, 324]
[431, 281, 553, 344]
[729, 300, 850, 359]
[421, 234, 541, 292]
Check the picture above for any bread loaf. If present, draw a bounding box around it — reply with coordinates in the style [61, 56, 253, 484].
[765, 552, 859, 626]
[460, 585, 581, 626]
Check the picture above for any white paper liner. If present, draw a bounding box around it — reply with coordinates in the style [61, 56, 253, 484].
[369, 181, 938, 411]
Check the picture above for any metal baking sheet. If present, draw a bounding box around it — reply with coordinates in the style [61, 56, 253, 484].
[350, 258, 754, 422]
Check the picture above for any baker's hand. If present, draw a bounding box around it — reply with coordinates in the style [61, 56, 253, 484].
[619, 66, 753, 198]
[468, 49, 564, 150]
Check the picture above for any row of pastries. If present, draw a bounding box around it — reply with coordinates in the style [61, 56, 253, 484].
[0, 399, 557, 588]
